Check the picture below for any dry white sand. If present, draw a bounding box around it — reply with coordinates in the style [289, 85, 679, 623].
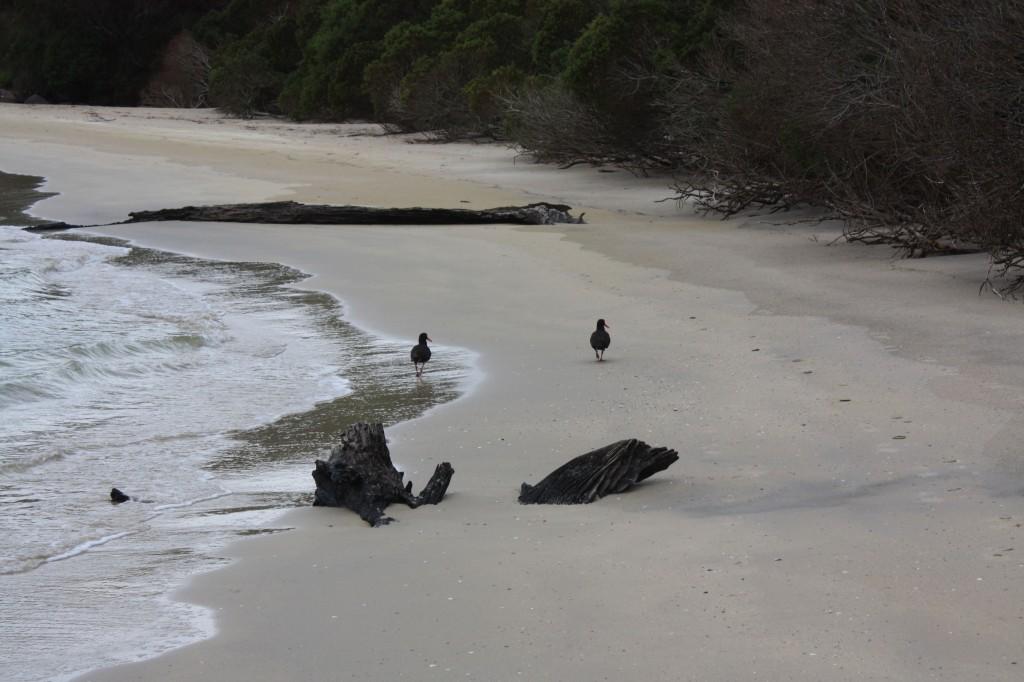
[2, 105, 1023, 681]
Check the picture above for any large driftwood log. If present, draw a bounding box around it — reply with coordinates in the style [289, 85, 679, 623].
[24, 201, 583, 232]
[312, 422, 453, 527]
[519, 439, 678, 505]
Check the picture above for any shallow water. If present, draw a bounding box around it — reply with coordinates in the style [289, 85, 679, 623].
[0, 172, 473, 681]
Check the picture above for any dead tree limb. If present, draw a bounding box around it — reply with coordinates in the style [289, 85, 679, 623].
[24, 201, 584, 232]
[312, 422, 453, 527]
[519, 438, 678, 505]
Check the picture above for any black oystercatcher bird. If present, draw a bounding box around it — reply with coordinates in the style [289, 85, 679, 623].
[590, 319, 610, 361]
[411, 332, 432, 377]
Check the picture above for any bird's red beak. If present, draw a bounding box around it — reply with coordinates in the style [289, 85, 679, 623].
[604, 322, 610, 328]
[427, 336, 433, 342]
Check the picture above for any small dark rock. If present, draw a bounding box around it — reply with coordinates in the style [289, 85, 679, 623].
[110, 488, 130, 504]
[0, 89, 18, 103]
[24, 94, 50, 105]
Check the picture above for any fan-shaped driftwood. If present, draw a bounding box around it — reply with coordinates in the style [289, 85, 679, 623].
[24, 201, 584, 232]
[312, 422, 453, 527]
[519, 438, 678, 505]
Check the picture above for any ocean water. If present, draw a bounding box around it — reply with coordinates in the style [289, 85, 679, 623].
[0, 172, 472, 681]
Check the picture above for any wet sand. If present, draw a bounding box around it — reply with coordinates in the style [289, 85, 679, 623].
[1, 105, 1022, 681]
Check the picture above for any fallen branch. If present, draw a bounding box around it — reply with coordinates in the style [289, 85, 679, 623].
[519, 438, 678, 505]
[312, 422, 453, 527]
[24, 200, 584, 232]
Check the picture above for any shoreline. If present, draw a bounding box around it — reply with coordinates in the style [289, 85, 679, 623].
[2, 106, 1022, 681]
[1, 167, 479, 680]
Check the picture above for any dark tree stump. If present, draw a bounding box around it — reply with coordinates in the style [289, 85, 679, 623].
[519, 439, 678, 504]
[24, 201, 584, 232]
[312, 422, 453, 526]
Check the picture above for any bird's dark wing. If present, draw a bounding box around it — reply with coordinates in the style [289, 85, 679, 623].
[590, 330, 610, 350]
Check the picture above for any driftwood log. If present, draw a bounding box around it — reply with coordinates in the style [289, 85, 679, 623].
[312, 422, 453, 527]
[24, 201, 584, 232]
[519, 439, 678, 505]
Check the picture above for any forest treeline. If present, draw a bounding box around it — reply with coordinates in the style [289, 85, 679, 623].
[2, 0, 1022, 286]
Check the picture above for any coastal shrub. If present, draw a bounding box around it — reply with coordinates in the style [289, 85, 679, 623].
[0, 5, 14, 89]
[361, 16, 461, 126]
[139, 32, 212, 108]
[196, 0, 325, 115]
[503, 83, 621, 164]
[529, 0, 604, 75]
[361, 0, 599, 131]
[0, 0, 209, 104]
[208, 43, 284, 117]
[507, 0, 731, 168]
[564, 0, 725, 110]
[275, 0, 601, 133]
[365, 2, 531, 135]
[463, 65, 527, 132]
[675, 0, 1024, 278]
[278, 0, 440, 120]
[193, 0, 302, 47]
[198, 0, 326, 80]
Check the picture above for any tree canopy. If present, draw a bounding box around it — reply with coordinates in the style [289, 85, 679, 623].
[4, 0, 1023, 285]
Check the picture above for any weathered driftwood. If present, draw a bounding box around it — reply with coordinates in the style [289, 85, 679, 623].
[23, 221, 76, 232]
[24, 201, 584, 232]
[519, 438, 678, 505]
[312, 422, 453, 527]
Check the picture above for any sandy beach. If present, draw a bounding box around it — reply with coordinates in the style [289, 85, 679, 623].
[2, 104, 1022, 681]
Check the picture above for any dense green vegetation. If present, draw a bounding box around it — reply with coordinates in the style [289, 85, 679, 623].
[0, 0, 211, 105]
[0, 0, 720, 132]
[2, 0, 1023, 285]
